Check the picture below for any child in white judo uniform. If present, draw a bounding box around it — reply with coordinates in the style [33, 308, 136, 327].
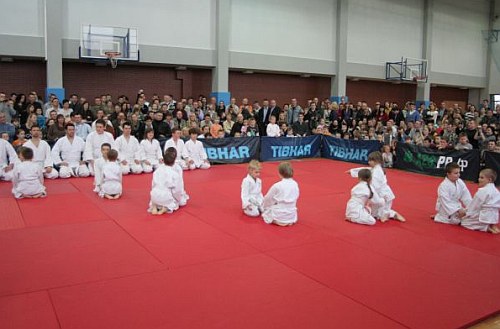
[461, 169, 500, 234]
[149, 147, 184, 215]
[345, 168, 383, 225]
[183, 128, 211, 170]
[11, 146, 46, 199]
[348, 151, 405, 222]
[262, 162, 299, 226]
[167, 146, 189, 206]
[140, 128, 163, 173]
[164, 127, 188, 170]
[93, 143, 111, 194]
[433, 162, 472, 225]
[99, 149, 122, 199]
[0, 137, 18, 181]
[241, 160, 264, 217]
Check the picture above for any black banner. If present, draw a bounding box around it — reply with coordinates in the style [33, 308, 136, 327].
[394, 142, 480, 181]
[200, 136, 260, 164]
[321, 136, 382, 164]
[484, 151, 500, 186]
[260, 135, 321, 161]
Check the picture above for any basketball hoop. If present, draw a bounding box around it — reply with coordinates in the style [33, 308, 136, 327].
[104, 51, 121, 69]
[413, 75, 428, 83]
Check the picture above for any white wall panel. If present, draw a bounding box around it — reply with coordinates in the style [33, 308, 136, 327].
[63, 0, 215, 49]
[432, 0, 489, 77]
[0, 0, 44, 37]
[230, 0, 336, 61]
[347, 0, 424, 66]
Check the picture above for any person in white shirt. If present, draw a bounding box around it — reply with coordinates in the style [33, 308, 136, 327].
[241, 160, 264, 217]
[99, 149, 122, 199]
[84, 119, 115, 176]
[183, 128, 210, 170]
[11, 146, 46, 199]
[140, 128, 163, 173]
[115, 122, 143, 175]
[262, 162, 299, 226]
[149, 147, 184, 215]
[433, 162, 472, 225]
[266, 115, 281, 137]
[345, 169, 383, 225]
[164, 127, 188, 170]
[0, 138, 18, 181]
[23, 125, 59, 179]
[51, 122, 89, 178]
[461, 169, 500, 234]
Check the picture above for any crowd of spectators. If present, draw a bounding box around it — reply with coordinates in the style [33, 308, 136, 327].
[1, 90, 499, 167]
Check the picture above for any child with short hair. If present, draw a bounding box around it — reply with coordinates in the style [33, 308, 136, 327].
[348, 151, 405, 222]
[1, 132, 9, 141]
[183, 128, 211, 170]
[12, 129, 26, 149]
[433, 162, 472, 225]
[12, 146, 46, 199]
[93, 143, 111, 194]
[381, 144, 393, 168]
[241, 160, 264, 217]
[99, 149, 122, 199]
[461, 169, 500, 233]
[345, 168, 383, 225]
[149, 147, 184, 215]
[262, 162, 299, 226]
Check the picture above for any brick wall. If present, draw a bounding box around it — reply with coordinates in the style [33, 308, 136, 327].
[63, 63, 212, 102]
[347, 80, 417, 106]
[430, 86, 469, 104]
[0, 60, 46, 98]
[229, 71, 331, 106]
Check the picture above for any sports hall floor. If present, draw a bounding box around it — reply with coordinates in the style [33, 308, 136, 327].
[0, 158, 499, 329]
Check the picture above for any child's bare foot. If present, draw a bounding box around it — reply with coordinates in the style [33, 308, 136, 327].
[151, 207, 158, 215]
[157, 207, 166, 215]
[104, 194, 114, 200]
[113, 194, 121, 199]
[488, 225, 500, 234]
[393, 212, 406, 222]
[380, 217, 389, 223]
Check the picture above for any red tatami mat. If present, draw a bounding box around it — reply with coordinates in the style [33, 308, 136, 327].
[0, 291, 59, 329]
[0, 221, 163, 296]
[0, 198, 25, 231]
[49, 254, 404, 329]
[0, 159, 499, 329]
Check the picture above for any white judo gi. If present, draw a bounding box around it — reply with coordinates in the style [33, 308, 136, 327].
[241, 174, 264, 217]
[350, 165, 396, 219]
[23, 139, 59, 179]
[11, 161, 46, 198]
[51, 136, 90, 178]
[262, 178, 299, 225]
[183, 139, 210, 170]
[149, 164, 184, 212]
[140, 139, 163, 173]
[434, 177, 472, 225]
[0, 138, 18, 181]
[345, 181, 384, 225]
[93, 157, 107, 193]
[164, 138, 188, 170]
[266, 123, 281, 137]
[173, 163, 189, 206]
[115, 135, 143, 174]
[461, 183, 500, 232]
[99, 161, 122, 197]
[83, 131, 115, 175]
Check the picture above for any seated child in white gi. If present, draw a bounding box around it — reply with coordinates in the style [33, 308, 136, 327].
[11, 146, 46, 199]
[140, 128, 163, 173]
[348, 151, 405, 222]
[93, 143, 111, 194]
[167, 146, 189, 206]
[345, 168, 383, 225]
[149, 147, 184, 215]
[461, 169, 500, 234]
[434, 162, 472, 225]
[183, 128, 211, 170]
[241, 160, 264, 217]
[262, 162, 299, 226]
[99, 149, 122, 199]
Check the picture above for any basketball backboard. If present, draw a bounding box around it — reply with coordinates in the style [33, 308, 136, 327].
[79, 24, 139, 65]
[386, 57, 428, 83]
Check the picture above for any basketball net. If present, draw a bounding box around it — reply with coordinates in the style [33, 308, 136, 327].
[105, 51, 120, 69]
